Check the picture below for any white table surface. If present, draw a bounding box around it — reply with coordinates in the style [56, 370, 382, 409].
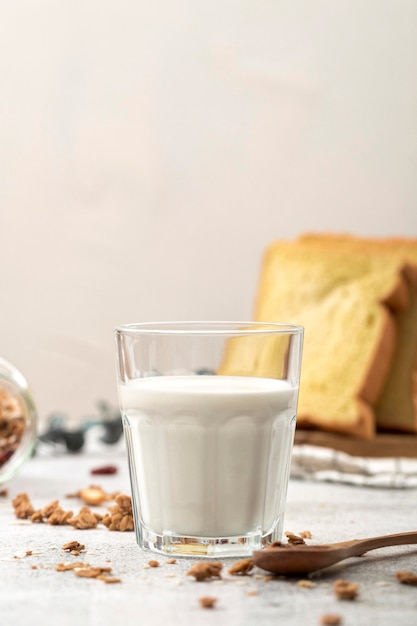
[1, 440, 417, 626]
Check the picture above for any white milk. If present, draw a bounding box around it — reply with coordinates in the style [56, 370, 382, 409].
[119, 375, 298, 539]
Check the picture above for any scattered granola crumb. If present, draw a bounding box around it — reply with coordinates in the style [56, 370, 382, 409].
[299, 530, 312, 539]
[320, 614, 343, 625]
[74, 566, 112, 579]
[62, 541, 85, 554]
[395, 571, 417, 586]
[228, 558, 254, 576]
[246, 590, 258, 596]
[56, 561, 87, 572]
[148, 560, 160, 568]
[166, 558, 177, 564]
[14, 549, 33, 559]
[97, 575, 121, 584]
[0, 488, 9, 497]
[298, 580, 317, 589]
[333, 579, 360, 600]
[285, 531, 306, 545]
[186, 561, 223, 582]
[198, 596, 217, 609]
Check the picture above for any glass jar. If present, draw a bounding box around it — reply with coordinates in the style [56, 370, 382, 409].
[0, 357, 38, 484]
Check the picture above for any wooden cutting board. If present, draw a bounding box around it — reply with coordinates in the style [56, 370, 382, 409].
[294, 429, 417, 458]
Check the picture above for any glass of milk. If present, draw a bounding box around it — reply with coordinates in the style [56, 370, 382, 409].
[114, 321, 303, 558]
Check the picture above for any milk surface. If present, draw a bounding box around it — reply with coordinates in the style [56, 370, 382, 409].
[119, 375, 298, 538]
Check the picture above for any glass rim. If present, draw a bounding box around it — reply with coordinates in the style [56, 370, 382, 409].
[114, 320, 303, 336]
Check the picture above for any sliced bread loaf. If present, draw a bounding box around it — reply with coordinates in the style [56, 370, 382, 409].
[252, 240, 415, 438]
[297, 233, 417, 433]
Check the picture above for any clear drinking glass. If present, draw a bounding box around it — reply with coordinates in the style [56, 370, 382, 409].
[115, 321, 303, 558]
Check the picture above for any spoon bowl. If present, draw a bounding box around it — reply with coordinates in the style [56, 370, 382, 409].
[253, 531, 417, 576]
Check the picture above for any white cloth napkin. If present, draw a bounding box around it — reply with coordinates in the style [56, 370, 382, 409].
[291, 444, 417, 488]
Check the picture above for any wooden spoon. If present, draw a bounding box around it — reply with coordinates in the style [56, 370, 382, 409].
[253, 531, 417, 576]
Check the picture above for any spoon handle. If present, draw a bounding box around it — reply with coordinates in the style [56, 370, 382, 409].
[348, 531, 417, 556]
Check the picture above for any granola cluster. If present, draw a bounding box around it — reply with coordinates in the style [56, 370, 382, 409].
[12, 490, 133, 531]
[102, 494, 134, 531]
[0, 389, 26, 468]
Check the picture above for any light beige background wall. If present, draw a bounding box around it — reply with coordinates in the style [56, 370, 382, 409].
[1, 1, 416, 424]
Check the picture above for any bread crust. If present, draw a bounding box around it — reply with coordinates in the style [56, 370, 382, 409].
[296, 398, 375, 438]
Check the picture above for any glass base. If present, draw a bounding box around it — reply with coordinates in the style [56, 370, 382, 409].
[136, 526, 278, 558]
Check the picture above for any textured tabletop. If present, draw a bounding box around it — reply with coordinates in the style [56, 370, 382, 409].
[1, 441, 417, 626]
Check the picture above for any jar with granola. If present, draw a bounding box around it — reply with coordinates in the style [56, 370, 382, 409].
[0, 357, 38, 483]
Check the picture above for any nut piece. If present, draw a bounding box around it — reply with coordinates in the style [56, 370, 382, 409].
[320, 614, 343, 625]
[79, 485, 114, 506]
[396, 571, 417, 586]
[148, 560, 160, 568]
[198, 596, 217, 609]
[333, 579, 360, 600]
[228, 558, 254, 576]
[186, 561, 223, 582]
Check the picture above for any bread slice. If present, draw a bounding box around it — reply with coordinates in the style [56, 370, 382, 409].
[252, 240, 415, 438]
[298, 233, 417, 433]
